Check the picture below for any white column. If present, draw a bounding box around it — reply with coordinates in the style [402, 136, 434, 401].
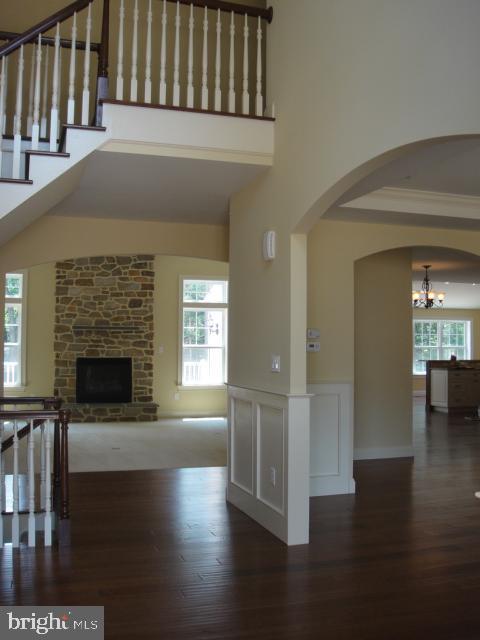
[81, 3, 92, 125]
[44, 420, 52, 546]
[228, 12, 235, 113]
[130, 0, 139, 101]
[214, 9, 222, 112]
[50, 23, 61, 151]
[40, 423, 46, 509]
[26, 45, 35, 136]
[13, 46, 24, 179]
[255, 17, 263, 117]
[186, 4, 194, 108]
[144, 0, 153, 103]
[12, 419, 20, 547]
[28, 419, 36, 546]
[116, 0, 125, 100]
[67, 11, 78, 124]
[173, 1, 181, 106]
[201, 6, 209, 110]
[242, 14, 250, 115]
[159, 0, 167, 105]
[40, 45, 49, 138]
[31, 36, 43, 149]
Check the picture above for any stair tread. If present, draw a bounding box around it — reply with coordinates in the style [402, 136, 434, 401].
[25, 150, 70, 158]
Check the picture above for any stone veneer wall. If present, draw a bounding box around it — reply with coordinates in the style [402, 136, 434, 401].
[54, 255, 157, 422]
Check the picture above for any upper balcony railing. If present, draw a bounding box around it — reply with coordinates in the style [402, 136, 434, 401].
[0, 0, 273, 180]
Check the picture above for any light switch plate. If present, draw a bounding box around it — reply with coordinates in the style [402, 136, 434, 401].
[271, 355, 281, 372]
[306, 342, 320, 352]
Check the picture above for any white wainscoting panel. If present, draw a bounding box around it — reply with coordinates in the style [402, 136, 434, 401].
[308, 383, 355, 497]
[231, 398, 254, 494]
[227, 386, 310, 546]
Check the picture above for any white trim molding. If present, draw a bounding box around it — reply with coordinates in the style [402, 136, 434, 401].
[342, 187, 480, 221]
[308, 383, 355, 497]
[354, 446, 414, 460]
[227, 385, 310, 546]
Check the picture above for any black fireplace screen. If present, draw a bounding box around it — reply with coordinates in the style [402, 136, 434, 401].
[76, 357, 132, 403]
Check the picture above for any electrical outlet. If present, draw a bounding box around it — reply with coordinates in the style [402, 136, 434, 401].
[158, 345, 164, 354]
[174, 392, 180, 401]
[269, 466, 276, 486]
[271, 355, 281, 372]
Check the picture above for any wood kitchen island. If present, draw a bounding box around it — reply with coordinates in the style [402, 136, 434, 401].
[426, 360, 480, 413]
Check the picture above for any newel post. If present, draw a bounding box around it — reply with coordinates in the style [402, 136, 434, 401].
[96, 0, 109, 125]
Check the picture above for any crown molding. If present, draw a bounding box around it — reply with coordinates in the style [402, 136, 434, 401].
[341, 187, 480, 220]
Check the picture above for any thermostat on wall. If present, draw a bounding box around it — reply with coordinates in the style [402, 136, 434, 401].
[307, 328, 320, 339]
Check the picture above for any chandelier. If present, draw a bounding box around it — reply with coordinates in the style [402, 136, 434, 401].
[412, 265, 445, 309]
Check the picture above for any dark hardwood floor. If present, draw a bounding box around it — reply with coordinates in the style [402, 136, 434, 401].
[2, 400, 480, 639]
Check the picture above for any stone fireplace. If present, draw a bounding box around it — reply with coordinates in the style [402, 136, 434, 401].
[54, 255, 157, 422]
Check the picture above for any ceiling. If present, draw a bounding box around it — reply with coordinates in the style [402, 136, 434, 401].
[49, 151, 267, 224]
[412, 247, 480, 309]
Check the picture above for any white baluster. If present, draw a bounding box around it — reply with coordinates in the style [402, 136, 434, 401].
[81, 3, 92, 125]
[201, 6, 209, 110]
[145, 0, 152, 103]
[31, 36, 42, 150]
[0, 421, 4, 548]
[26, 45, 35, 136]
[28, 419, 35, 547]
[50, 23, 60, 151]
[44, 420, 52, 546]
[40, 423, 46, 509]
[13, 45, 24, 179]
[242, 14, 249, 115]
[57, 48, 62, 134]
[67, 12, 77, 124]
[40, 44, 49, 138]
[173, 1, 181, 106]
[186, 4, 194, 108]
[116, 0, 125, 100]
[12, 420, 19, 547]
[0, 57, 7, 176]
[159, 0, 167, 105]
[228, 12, 235, 113]
[256, 17, 263, 116]
[0, 421, 5, 516]
[214, 9, 222, 111]
[130, 0, 139, 101]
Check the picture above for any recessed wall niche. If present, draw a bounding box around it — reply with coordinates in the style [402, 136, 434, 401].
[53, 255, 157, 422]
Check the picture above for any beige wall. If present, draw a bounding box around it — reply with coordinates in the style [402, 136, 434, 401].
[230, 0, 480, 399]
[0, 215, 228, 273]
[154, 255, 228, 417]
[412, 308, 480, 392]
[354, 249, 412, 453]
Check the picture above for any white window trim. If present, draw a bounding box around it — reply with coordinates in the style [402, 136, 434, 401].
[178, 276, 228, 388]
[4, 270, 28, 389]
[412, 318, 472, 376]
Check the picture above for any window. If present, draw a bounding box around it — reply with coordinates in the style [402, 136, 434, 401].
[4, 272, 26, 387]
[180, 278, 228, 387]
[413, 319, 471, 374]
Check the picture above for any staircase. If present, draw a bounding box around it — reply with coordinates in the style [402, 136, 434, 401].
[0, 397, 69, 548]
[0, 0, 274, 247]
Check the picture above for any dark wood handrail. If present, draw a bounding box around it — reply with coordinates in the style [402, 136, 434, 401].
[0, 0, 94, 58]
[0, 396, 62, 409]
[0, 30, 100, 53]
[173, 0, 273, 22]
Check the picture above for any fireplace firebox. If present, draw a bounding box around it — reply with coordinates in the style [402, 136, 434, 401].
[76, 357, 133, 403]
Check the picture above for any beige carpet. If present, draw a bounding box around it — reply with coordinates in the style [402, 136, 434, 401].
[69, 418, 227, 472]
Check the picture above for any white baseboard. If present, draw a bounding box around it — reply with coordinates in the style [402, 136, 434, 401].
[354, 446, 414, 460]
[156, 411, 227, 419]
